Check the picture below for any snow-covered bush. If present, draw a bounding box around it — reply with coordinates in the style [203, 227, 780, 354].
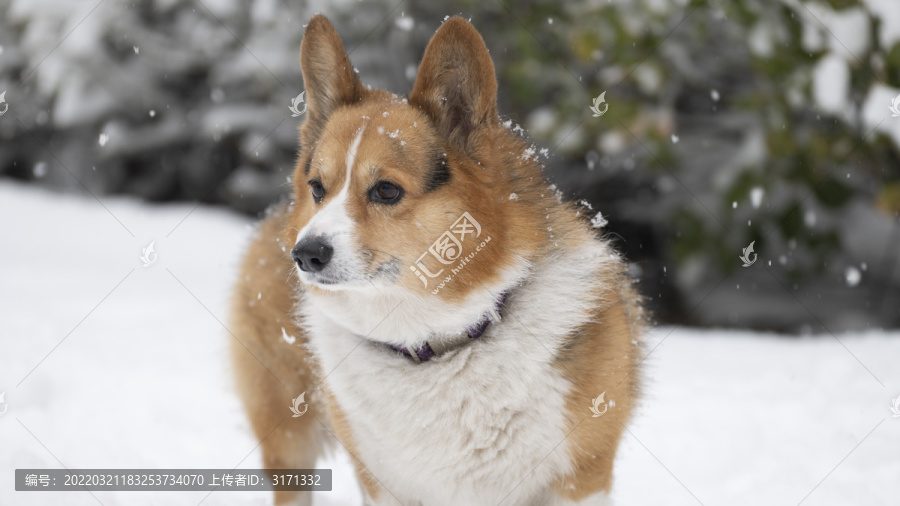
[0, 0, 400, 212]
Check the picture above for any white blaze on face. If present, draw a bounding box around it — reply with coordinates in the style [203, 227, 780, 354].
[295, 124, 367, 285]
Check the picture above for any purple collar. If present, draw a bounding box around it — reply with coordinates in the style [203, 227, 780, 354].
[387, 292, 509, 363]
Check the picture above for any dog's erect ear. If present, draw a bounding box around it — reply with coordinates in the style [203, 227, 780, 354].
[300, 15, 365, 132]
[410, 17, 498, 153]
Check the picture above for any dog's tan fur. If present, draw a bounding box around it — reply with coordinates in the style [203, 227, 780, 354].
[230, 15, 644, 505]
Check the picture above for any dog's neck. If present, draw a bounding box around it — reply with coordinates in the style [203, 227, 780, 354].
[299, 258, 529, 346]
[383, 291, 509, 363]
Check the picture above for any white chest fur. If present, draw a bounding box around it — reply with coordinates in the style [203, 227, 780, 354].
[299, 242, 617, 505]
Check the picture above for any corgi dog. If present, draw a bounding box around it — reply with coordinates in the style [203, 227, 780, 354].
[230, 15, 644, 506]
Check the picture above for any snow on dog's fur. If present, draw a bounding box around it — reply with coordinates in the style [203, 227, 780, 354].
[231, 15, 645, 506]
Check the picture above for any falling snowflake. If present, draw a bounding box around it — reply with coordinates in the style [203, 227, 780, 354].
[750, 187, 764, 209]
[395, 16, 414, 31]
[845, 266, 861, 287]
[591, 212, 608, 229]
[804, 210, 816, 227]
[281, 327, 296, 345]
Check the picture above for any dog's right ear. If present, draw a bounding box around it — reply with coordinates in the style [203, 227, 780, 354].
[300, 15, 364, 137]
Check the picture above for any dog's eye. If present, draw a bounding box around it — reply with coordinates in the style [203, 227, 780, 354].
[369, 181, 404, 204]
[308, 180, 325, 203]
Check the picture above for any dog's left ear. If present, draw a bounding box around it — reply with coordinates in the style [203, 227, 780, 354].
[410, 17, 498, 154]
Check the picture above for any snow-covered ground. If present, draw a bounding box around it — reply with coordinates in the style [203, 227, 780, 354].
[1, 181, 898, 506]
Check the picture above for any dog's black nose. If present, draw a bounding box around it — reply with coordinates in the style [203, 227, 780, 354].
[291, 237, 333, 272]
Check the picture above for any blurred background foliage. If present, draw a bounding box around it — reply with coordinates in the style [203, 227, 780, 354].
[1, 0, 898, 331]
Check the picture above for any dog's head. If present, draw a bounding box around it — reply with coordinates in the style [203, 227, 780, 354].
[286, 15, 544, 303]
